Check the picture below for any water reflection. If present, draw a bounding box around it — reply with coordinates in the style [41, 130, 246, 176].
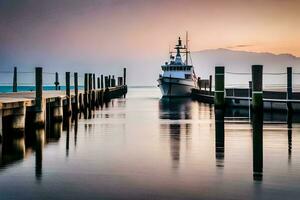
[215, 109, 225, 168]
[46, 122, 62, 142]
[252, 111, 263, 181]
[287, 112, 292, 164]
[159, 97, 193, 170]
[63, 116, 71, 157]
[0, 136, 25, 168]
[159, 97, 194, 120]
[34, 128, 45, 182]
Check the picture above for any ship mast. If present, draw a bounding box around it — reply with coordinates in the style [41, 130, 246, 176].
[185, 31, 189, 65]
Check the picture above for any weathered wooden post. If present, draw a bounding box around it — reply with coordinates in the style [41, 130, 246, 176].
[97, 77, 100, 89]
[214, 66, 225, 109]
[34, 67, 45, 126]
[93, 73, 96, 90]
[209, 75, 212, 95]
[89, 73, 92, 91]
[2, 102, 26, 137]
[13, 66, 17, 92]
[249, 81, 252, 96]
[287, 67, 293, 112]
[91, 74, 96, 109]
[101, 75, 104, 89]
[108, 75, 111, 87]
[88, 73, 93, 114]
[64, 72, 71, 117]
[123, 67, 127, 85]
[252, 65, 263, 110]
[55, 72, 59, 90]
[74, 72, 79, 113]
[51, 97, 63, 122]
[105, 76, 109, 88]
[84, 73, 88, 118]
[111, 75, 116, 87]
[117, 77, 123, 86]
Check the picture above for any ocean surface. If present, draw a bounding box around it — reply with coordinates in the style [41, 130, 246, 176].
[1, 87, 300, 200]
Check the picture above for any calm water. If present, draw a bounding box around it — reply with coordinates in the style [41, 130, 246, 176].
[1, 87, 300, 200]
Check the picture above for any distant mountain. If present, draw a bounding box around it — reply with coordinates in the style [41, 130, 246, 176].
[191, 48, 300, 87]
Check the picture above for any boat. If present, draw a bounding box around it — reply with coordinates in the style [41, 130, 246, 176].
[158, 33, 197, 97]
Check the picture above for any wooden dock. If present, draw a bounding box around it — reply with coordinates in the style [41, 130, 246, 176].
[192, 66, 300, 112]
[0, 67, 128, 139]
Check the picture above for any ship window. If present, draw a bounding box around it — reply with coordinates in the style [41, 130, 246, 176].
[185, 74, 192, 79]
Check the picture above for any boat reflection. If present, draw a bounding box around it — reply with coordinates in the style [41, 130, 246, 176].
[159, 97, 193, 170]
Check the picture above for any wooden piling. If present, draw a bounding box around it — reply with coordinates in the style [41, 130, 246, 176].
[123, 67, 127, 85]
[89, 73, 93, 92]
[55, 72, 59, 90]
[2, 102, 26, 137]
[93, 73, 96, 90]
[214, 66, 225, 109]
[252, 65, 263, 110]
[108, 75, 111, 87]
[111, 75, 116, 87]
[209, 75, 212, 95]
[52, 97, 63, 122]
[105, 76, 109, 88]
[118, 77, 123, 86]
[13, 66, 17, 92]
[101, 75, 104, 89]
[65, 72, 71, 116]
[287, 67, 293, 112]
[74, 72, 79, 113]
[33, 67, 44, 127]
[88, 73, 93, 114]
[97, 77, 100, 89]
[84, 73, 88, 113]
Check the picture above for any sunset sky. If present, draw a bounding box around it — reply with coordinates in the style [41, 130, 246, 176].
[0, 0, 299, 85]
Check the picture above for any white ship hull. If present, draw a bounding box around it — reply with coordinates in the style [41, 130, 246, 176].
[158, 77, 196, 97]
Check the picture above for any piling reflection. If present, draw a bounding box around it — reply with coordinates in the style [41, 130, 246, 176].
[0, 136, 25, 169]
[73, 114, 78, 148]
[252, 110, 263, 181]
[46, 122, 62, 143]
[287, 112, 292, 163]
[63, 116, 71, 157]
[34, 128, 45, 181]
[215, 109, 225, 168]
